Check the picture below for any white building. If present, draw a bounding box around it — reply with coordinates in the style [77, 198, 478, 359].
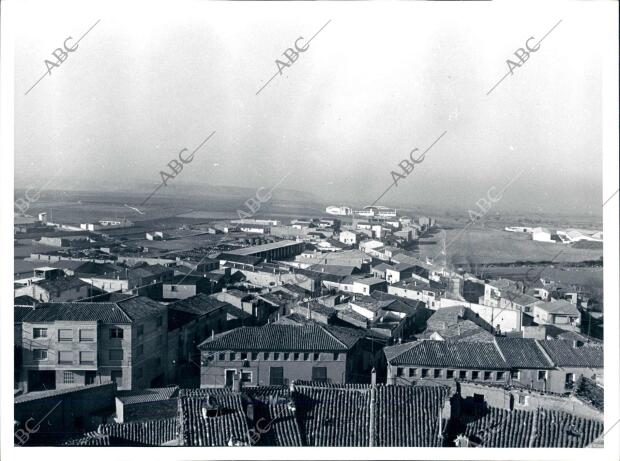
[339, 231, 358, 246]
[532, 227, 554, 243]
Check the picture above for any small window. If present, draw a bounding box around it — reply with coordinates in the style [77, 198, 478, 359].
[263, 352, 270, 360]
[333, 353, 340, 361]
[434, 369, 441, 378]
[274, 352, 280, 360]
[171, 285, 178, 292]
[304, 353, 310, 361]
[240, 352, 248, 360]
[510, 370, 520, 379]
[137, 345, 144, 356]
[313, 353, 320, 361]
[241, 371, 252, 383]
[33, 349, 48, 361]
[459, 370, 467, 380]
[496, 371, 505, 380]
[446, 369, 454, 379]
[293, 352, 300, 361]
[156, 316, 163, 327]
[79, 329, 95, 342]
[484, 371, 492, 380]
[80, 351, 95, 364]
[471, 370, 480, 380]
[397, 367, 404, 377]
[63, 371, 74, 384]
[58, 329, 73, 342]
[409, 368, 417, 378]
[110, 327, 124, 339]
[109, 349, 124, 361]
[538, 370, 547, 380]
[218, 353, 225, 360]
[229, 352, 235, 361]
[421, 368, 429, 378]
[518, 394, 527, 405]
[33, 328, 48, 339]
[58, 351, 73, 364]
[251, 352, 258, 361]
[283, 353, 289, 360]
[137, 325, 144, 337]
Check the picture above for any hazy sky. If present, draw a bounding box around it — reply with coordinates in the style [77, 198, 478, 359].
[14, 1, 605, 215]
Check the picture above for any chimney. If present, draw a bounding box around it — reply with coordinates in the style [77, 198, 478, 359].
[371, 367, 377, 386]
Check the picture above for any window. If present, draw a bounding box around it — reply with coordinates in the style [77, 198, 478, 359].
[80, 351, 95, 364]
[421, 368, 429, 378]
[58, 351, 73, 364]
[446, 369, 454, 379]
[241, 371, 252, 383]
[510, 370, 520, 379]
[109, 349, 124, 361]
[137, 345, 144, 356]
[312, 366, 328, 382]
[170, 285, 178, 292]
[79, 329, 95, 342]
[333, 353, 340, 361]
[263, 352, 270, 360]
[397, 367, 404, 377]
[283, 353, 290, 360]
[219, 353, 226, 361]
[156, 316, 163, 327]
[434, 369, 441, 378]
[293, 352, 300, 361]
[471, 370, 480, 380]
[33, 328, 48, 339]
[110, 327, 123, 339]
[313, 353, 320, 361]
[229, 352, 235, 361]
[240, 352, 248, 360]
[538, 370, 548, 380]
[459, 370, 467, 380]
[111, 370, 122, 384]
[33, 349, 47, 361]
[409, 368, 417, 378]
[484, 371, 492, 381]
[63, 371, 74, 384]
[517, 394, 527, 405]
[304, 353, 310, 361]
[274, 353, 280, 360]
[137, 325, 144, 337]
[269, 367, 284, 386]
[496, 371, 505, 380]
[251, 352, 258, 361]
[58, 329, 73, 342]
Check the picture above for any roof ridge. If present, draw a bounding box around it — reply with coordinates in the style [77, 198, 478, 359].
[113, 299, 135, 323]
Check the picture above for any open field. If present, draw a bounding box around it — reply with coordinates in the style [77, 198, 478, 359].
[418, 226, 603, 265]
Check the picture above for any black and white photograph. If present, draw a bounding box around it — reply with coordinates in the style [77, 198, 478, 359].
[1, 0, 618, 459]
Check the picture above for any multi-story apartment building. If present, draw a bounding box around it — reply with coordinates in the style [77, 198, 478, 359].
[198, 322, 381, 387]
[19, 296, 168, 393]
[385, 337, 602, 394]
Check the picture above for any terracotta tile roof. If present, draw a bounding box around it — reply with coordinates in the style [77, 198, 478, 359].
[461, 407, 603, 448]
[494, 337, 554, 369]
[178, 390, 250, 446]
[538, 340, 603, 368]
[198, 323, 353, 352]
[19, 296, 165, 324]
[98, 418, 178, 446]
[386, 340, 506, 369]
[117, 386, 179, 405]
[374, 385, 449, 446]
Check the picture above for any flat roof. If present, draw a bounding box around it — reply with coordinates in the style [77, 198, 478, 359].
[225, 240, 302, 256]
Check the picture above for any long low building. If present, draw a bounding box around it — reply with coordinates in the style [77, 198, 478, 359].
[222, 240, 304, 261]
